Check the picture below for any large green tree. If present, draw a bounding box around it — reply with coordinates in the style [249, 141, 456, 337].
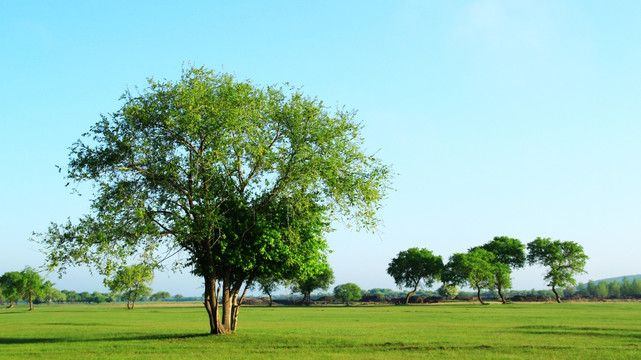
[527, 237, 588, 303]
[387, 248, 444, 304]
[35, 67, 390, 334]
[105, 264, 154, 309]
[474, 236, 526, 304]
[444, 249, 497, 305]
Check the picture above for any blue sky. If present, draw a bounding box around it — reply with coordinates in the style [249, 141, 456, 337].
[2, 1, 640, 296]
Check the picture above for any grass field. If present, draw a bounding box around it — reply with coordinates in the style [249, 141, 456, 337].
[1, 302, 640, 359]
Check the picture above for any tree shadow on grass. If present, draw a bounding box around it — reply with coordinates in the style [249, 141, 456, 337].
[0, 333, 212, 345]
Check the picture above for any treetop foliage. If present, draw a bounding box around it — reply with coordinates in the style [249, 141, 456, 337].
[333, 283, 362, 305]
[387, 247, 444, 290]
[475, 236, 526, 269]
[527, 237, 588, 288]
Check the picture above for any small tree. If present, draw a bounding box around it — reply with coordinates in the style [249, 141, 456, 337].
[254, 276, 280, 307]
[292, 267, 334, 305]
[437, 284, 459, 300]
[0, 271, 23, 308]
[387, 248, 444, 304]
[527, 237, 588, 303]
[333, 283, 362, 306]
[150, 291, 171, 302]
[105, 264, 153, 309]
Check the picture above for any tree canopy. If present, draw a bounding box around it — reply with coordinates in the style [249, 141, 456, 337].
[387, 247, 444, 304]
[0, 271, 23, 308]
[527, 237, 588, 303]
[150, 291, 171, 302]
[292, 266, 335, 305]
[333, 283, 362, 305]
[35, 66, 391, 334]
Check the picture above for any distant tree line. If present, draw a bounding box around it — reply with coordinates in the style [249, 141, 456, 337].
[572, 278, 641, 298]
[53, 290, 180, 304]
[0, 267, 184, 309]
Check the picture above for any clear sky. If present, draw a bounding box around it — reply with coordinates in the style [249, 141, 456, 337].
[2, 1, 640, 296]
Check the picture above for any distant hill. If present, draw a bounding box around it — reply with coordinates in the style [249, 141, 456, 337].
[592, 274, 641, 284]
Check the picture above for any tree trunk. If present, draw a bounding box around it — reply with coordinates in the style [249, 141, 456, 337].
[405, 290, 416, 304]
[29, 293, 34, 311]
[201, 274, 247, 335]
[497, 285, 507, 304]
[204, 274, 226, 334]
[221, 286, 233, 331]
[405, 283, 419, 304]
[7, 301, 15, 309]
[127, 293, 132, 309]
[268, 294, 273, 307]
[477, 286, 487, 305]
[230, 284, 249, 332]
[552, 285, 561, 303]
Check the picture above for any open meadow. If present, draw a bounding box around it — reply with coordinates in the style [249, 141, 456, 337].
[1, 302, 640, 359]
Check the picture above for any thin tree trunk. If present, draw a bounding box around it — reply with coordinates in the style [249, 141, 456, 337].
[230, 283, 249, 332]
[552, 285, 561, 303]
[268, 294, 273, 307]
[6, 301, 15, 309]
[405, 282, 419, 304]
[405, 289, 416, 304]
[28, 293, 34, 311]
[497, 285, 507, 304]
[477, 286, 487, 305]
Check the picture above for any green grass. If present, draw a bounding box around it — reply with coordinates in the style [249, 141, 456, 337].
[1, 302, 640, 359]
